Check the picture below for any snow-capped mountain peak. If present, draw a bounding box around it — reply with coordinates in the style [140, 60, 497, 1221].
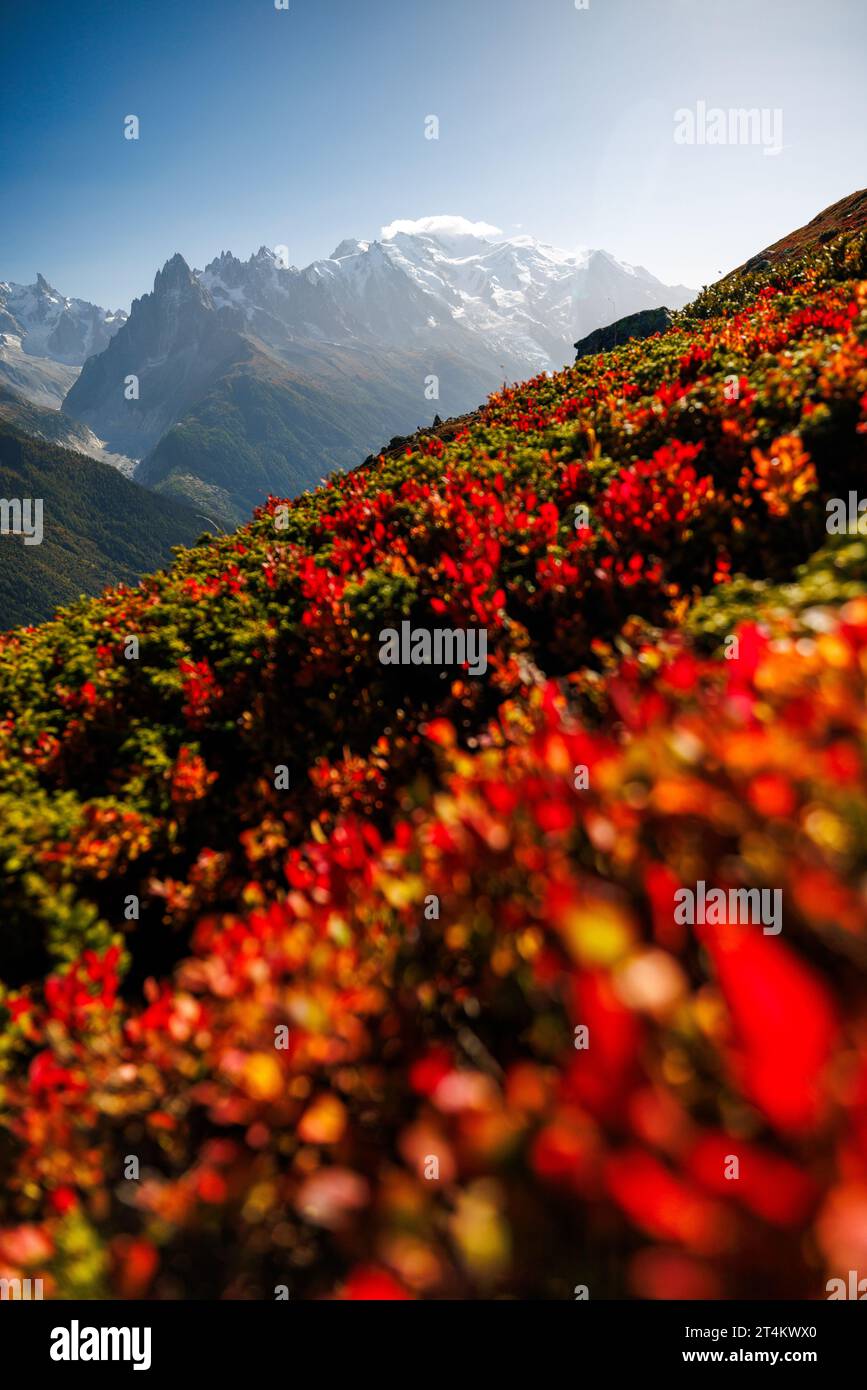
[330, 239, 372, 260]
[0, 275, 128, 366]
[361, 219, 693, 369]
[184, 217, 693, 372]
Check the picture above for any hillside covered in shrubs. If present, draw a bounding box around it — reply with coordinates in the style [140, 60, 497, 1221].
[0, 423, 205, 629]
[1, 231, 867, 1299]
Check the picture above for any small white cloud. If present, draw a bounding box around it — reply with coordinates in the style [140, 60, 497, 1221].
[381, 215, 503, 241]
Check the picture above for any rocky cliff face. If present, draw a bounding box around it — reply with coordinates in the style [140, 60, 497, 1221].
[574, 306, 674, 359]
[62, 254, 245, 457]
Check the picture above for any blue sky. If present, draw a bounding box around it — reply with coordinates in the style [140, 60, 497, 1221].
[2, 0, 865, 308]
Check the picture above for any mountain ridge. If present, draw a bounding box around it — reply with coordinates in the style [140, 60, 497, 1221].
[54, 222, 692, 523]
[0, 274, 128, 417]
[0, 273, 126, 365]
[0, 420, 207, 627]
[195, 222, 693, 373]
[724, 187, 867, 279]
